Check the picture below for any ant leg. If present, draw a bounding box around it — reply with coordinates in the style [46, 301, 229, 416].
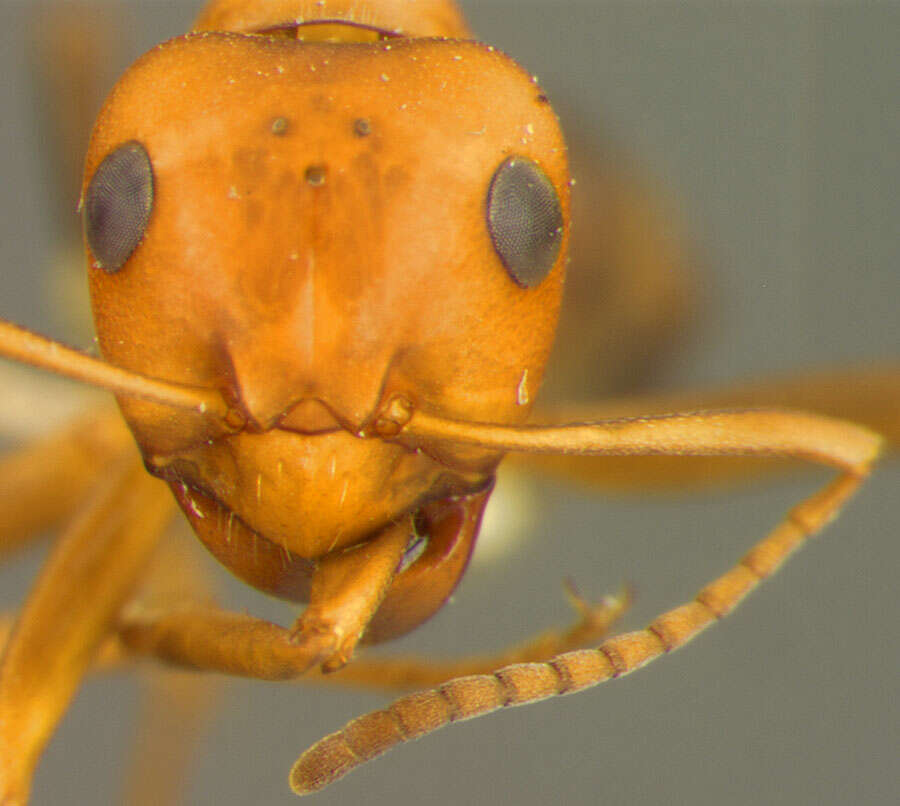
[119, 535, 223, 806]
[309, 583, 629, 690]
[0, 363, 101, 441]
[0, 407, 132, 559]
[291, 517, 412, 672]
[0, 612, 123, 671]
[117, 518, 414, 680]
[0, 456, 174, 806]
[118, 606, 340, 680]
[0, 613, 13, 652]
[122, 668, 221, 806]
[112, 583, 629, 693]
[0, 534, 222, 806]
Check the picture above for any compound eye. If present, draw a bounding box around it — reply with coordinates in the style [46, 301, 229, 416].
[83, 141, 154, 273]
[486, 156, 563, 288]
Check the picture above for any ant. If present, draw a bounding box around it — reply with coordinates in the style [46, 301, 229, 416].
[0, 1, 896, 806]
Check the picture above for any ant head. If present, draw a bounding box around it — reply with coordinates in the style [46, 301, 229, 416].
[81, 32, 569, 638]
[84, 35, 568, 450]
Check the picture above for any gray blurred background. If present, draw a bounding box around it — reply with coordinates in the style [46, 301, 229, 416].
[0, 1, 897, 805]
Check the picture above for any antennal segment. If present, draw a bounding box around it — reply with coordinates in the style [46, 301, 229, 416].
[0, 320, 228, 418]
[398, 408, 882, 474]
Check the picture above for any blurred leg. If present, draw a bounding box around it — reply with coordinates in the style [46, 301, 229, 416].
[0, 457, 174, 805]
[0, 407, 132, 559]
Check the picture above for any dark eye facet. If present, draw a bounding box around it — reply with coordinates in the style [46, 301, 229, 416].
[486, 156, 563, 288]
[83, 141, 154, 273]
